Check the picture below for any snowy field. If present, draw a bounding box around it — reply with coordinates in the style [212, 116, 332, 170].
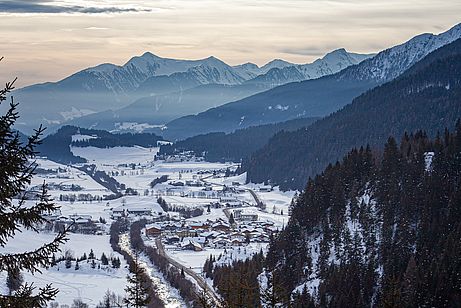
[71, 146, 157, 166]
[0, 231, 128, 306]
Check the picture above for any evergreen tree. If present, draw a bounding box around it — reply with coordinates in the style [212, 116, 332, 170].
[229, 213, 235, 225]
[101, 253, 109, 265]
[51, 254, 57, 266]
[111, 257, 121, 269]
[124, 253, 151, 307]
[65, 257, 72, 269]
[260, 271, 286, 307]
[0, 74, 68, 306]
[6, 268, 23, 295]
[196, 285, 214, 308]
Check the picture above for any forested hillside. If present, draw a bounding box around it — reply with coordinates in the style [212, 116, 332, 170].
[265, 124, 461, 307]
[242, 38, 461, 190]
[158, 117, 318, 162]
[37, 125, 163, 164]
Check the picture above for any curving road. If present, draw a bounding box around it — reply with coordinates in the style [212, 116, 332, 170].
[247, 189, 266, 210]
[154, 238, 223, 307]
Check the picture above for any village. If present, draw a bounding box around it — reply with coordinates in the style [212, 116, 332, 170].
[10, 144, 294, 305]
[144, 212, 278, 252]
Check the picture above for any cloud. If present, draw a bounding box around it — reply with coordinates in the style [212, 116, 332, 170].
[279, 47, 336, 57]
[0, 0, 150, 14]
[85, 27, 109, 31]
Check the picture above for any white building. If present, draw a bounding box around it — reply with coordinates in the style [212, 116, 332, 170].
[233, 209, 258, 222]
[220, 197, 242, 207]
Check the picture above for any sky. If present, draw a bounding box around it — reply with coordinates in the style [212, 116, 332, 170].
[0, 0, 460, 88]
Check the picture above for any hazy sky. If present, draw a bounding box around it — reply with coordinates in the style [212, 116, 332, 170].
[0, 0, 460, 87]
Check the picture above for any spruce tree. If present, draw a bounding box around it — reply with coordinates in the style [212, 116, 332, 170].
[101, 253, 108, 265]
[124, 253, 151, 307]
[260, 271, 286, 308]
[0, 70, 68, 306]
[229, 213, 235, 225]
[88, 249, 95, 259]
[6, 268, 23, 295]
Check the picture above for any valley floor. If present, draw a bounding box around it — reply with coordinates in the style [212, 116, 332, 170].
[1, 145, 294, 307]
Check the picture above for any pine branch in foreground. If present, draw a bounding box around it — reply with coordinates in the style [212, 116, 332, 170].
[0, 64, 68, 306]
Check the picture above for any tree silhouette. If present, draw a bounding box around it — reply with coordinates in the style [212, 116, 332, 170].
[124, 253, 151, 307]
[0, 63, 68, 306]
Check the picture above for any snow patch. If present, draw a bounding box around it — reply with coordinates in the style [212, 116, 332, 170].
[424, 152, 435, 172]
[60, 107, 96, 121]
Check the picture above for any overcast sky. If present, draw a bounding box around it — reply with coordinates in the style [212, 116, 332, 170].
[0, 0, 460, 87]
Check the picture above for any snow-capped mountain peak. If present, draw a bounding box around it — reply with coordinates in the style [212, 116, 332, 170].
[233, 62, 261, 79]
[261, 59, 295, 74]
[302, 48, 374, 77]
[187, 56, 246, 85]
[246, 48, 374, 86]
[341, 23, 461, 82]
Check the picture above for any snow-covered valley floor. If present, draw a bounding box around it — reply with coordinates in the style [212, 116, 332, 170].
[1, 145, 295, 306]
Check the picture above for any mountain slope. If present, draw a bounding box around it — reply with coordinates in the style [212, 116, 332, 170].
[157, 116, 319, 162]
[162, 24, 461, 140]
[242, 37, 461, 190]
[37, 125, 163, 164]
[67, 83, 270, 132]
[13, 48, 372, 134]
[265, 127, 461, 306]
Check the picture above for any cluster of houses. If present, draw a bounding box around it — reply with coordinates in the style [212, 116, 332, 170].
[169, 179, 205, 187]
[145, 218, 278, 251]
[155, 150, 205, 163]
[111, 204, 162, 219]
[42, 210, 105, 234]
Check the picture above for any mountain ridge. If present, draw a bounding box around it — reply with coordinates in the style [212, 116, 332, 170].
[160, 23, 461, 140]
[241, 37, 461, 190]
[12, 47, 371, 134]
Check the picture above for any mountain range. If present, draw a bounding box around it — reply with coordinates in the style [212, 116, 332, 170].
[11, 48, 370, 133]
[161, 23, 461, 140]
[241, 37, 461, 190]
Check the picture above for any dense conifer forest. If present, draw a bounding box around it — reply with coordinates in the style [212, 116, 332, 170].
[263, 123, 461, 307]
[158, 117, 318, 162]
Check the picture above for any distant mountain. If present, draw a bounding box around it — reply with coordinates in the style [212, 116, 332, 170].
[11, 48, 371, 134]
[67, 83, 270, 131]
[162, 24, 461, 140]
[246, 49, 373, 87]
[158, 116, 319, 162]
[12, 53, 252, 132]
[66, 50, 370, 133]
[241, 37, 461, 190]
